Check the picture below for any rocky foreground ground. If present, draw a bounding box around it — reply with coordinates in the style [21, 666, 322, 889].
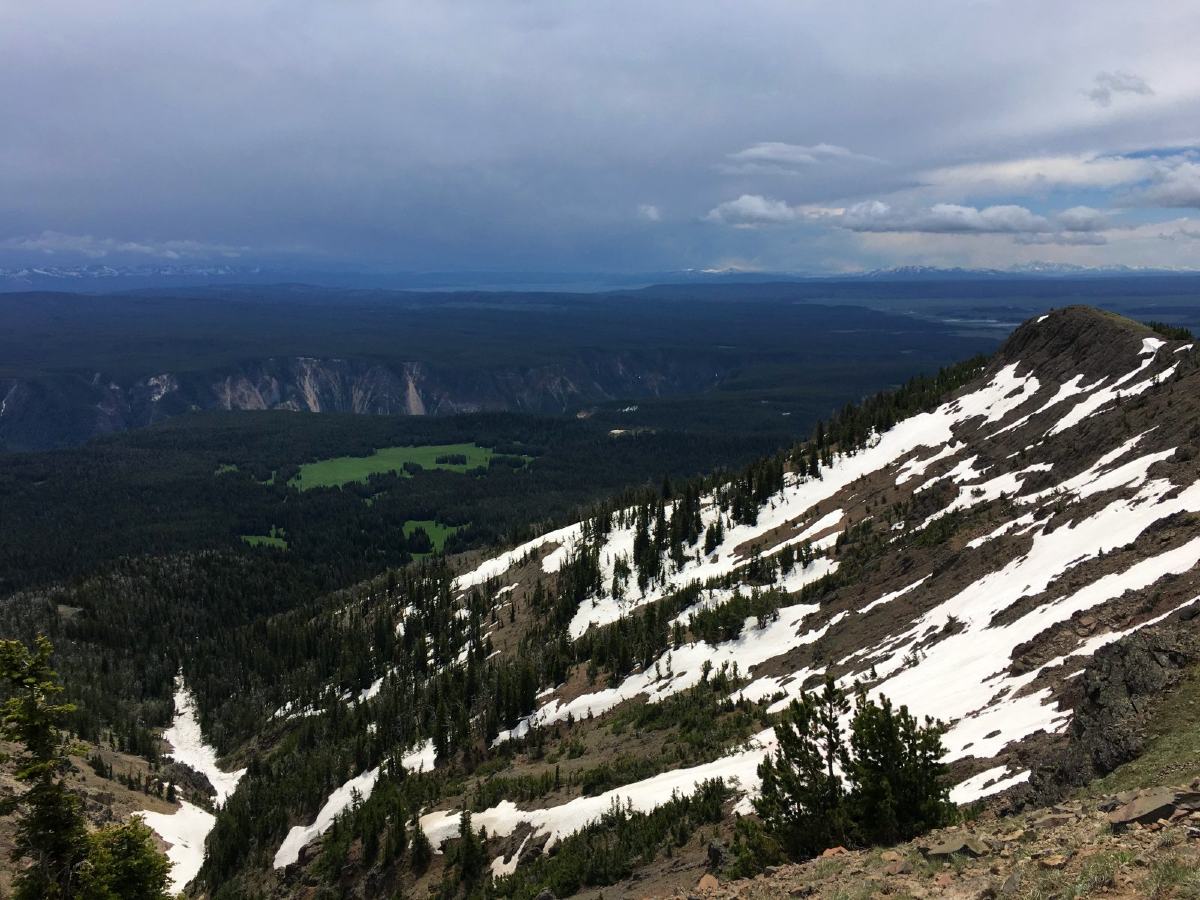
[652, 783, 1200, 900]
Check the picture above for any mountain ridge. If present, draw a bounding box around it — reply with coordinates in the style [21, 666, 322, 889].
[7, 305, 1199, 899]
[184, 304, 1200, 897]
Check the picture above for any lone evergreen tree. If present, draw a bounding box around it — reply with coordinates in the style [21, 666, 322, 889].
[410, 818, 433, 874]
[753, 676, 848, 858]
[0, 635, 171, 900]
[1, 635, 91, 898]
[846, 687, 953, 846]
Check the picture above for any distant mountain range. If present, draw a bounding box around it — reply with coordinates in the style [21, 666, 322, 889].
[3, 262, 1198, 292]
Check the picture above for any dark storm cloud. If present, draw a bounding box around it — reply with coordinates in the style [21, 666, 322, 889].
[2, 1, 1199, 272]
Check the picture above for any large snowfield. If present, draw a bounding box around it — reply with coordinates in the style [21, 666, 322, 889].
[141, 315, 1198, 882]
[423, 327, 1197, 861]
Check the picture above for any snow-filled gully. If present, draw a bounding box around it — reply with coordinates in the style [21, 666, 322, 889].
[140, 679, 246, 894]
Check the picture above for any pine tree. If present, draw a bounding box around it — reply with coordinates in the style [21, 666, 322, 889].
[845, 688, 953, 845]
[755, 678, 953, 865]
[80, 817, 172, 900]
[753, 677, 847, 859]
[0, 636, 171, 900]
[410, 819, 433, 874]
[0, 636, 91, 899]
[455, 808, 485, 886]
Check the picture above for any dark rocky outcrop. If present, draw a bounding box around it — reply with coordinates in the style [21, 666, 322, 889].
[1020, 622, 1200, 806]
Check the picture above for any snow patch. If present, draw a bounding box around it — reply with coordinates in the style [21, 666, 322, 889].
[139, 802, 215, 894]
[950, 766, 1030, 804]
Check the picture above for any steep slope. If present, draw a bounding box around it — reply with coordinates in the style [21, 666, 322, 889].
[413, 307, 1198, 869]
[150, 306, 1200, 897]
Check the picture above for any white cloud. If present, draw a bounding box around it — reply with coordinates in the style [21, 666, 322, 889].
[1054, 206, 1110, 231]
[1085, 70, 1154, 107]
[1123, 160, 1200, 208]
[1160, 226, 1200, 242]
[723, 142, 880, 174]
[1014, 232, 1108, 246]
[852, 215, 1200, 272]
[704, 194, 802, 227]
[921, 153, 1154, 195]
[838, 201, 1051, 234]
[706, 197, 1119, 244]
[637, 203, 662, 222]
[0, 230, 246, 260]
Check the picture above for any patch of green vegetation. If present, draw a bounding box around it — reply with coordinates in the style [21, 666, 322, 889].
[1143, 320, 1195, 341]
[240, 526, 288, 550]
[402, 519, 461, 553]
[214, 463, 239, 475]
[1082, 664, 1200, 796]
[1147, 854, 1200, 899]
[289, 442, 525, 490]
[491, 779, 731, 898]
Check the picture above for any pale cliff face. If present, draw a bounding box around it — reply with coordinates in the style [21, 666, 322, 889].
[0, 350, 727, 451]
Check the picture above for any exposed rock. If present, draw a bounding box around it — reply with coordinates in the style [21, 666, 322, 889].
[883, 858, 911, 875]
[160, 761, 215, 801]
[819, 845, 849, 858]
[999, 867, 1022, 896]
[696, 873, 720, 893]
[1106, 787, 1200, 829]
[1022, 623, 1200, 807]
[1029, 812, 1075, 829]
[924, 833, 991, 858]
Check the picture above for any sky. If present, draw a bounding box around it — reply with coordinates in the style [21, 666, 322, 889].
[2, 0, 1199, 274]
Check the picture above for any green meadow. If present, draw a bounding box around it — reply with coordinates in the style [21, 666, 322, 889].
[403, 519, 462, 553]
[289, 442, 514, 490]
[241, 526, 288, 550]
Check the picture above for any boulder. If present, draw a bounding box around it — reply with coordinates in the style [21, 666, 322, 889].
[1030, 812, 1075, 829]
[1106, 787, 1200, 829]
[884, 858, 912, 875]
[696, 873, 720, 894]
[925, 833, 991, 858]
[999, 867, 1022, 896]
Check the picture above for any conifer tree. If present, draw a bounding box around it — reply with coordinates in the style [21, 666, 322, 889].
[1, 636, 91, 898]
[1, 636, 171, 900]
[455, 808, 485, 886]
[753, 677, 847, 859]
[410, 818, 433, 874]
[845, 687, 953, 845]
[755, 677, 952, 864]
